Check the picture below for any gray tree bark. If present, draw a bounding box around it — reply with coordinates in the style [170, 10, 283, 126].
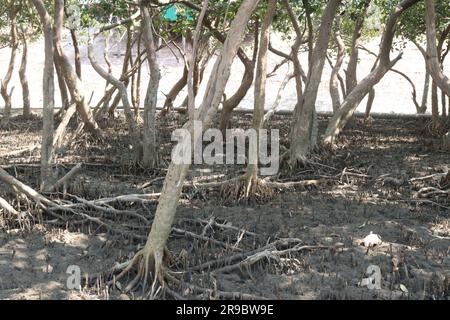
[289, 0, 341, 164]
[246, 0, 276, 187]
[54, 0, 101, 137]
[323, 0, 420, 144]
[120, 0, 261, 288]
[141, 5, 161, 167]
[0, 6, 18, 126]
[32, 0, 55, 191]
[18, 28, 30, 118]
[330, 15, 345, 113]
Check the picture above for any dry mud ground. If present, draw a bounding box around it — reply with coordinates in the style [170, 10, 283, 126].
[0, 113, 449, 300]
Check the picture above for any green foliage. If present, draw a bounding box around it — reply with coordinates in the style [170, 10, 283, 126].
[0, 0, 43, 46]
[397, 0, 450, 43]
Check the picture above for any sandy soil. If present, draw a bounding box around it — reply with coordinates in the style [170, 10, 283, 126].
[0, 113, 448, 300]
[1, 31, 449, 115]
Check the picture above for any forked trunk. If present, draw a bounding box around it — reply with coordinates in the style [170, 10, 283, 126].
[289, 0, 341, 165]
[88, 37, 142, 159]
[323, 0, 420, 144]
[142, 0, 261, 262]
[54, 0, 100, 137]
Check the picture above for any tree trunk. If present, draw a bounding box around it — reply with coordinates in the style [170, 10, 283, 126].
[53, 0, 100, 137]
[302, 0, 314, 67]
[364, 88, 375, 121]
[32, 0, 55, 191]
[54, 53, 70, 110]
[282, 0, 307, 124]
[137, 0, 261, 280]
[187, 2, 210, 121]
[88, 37, 142, 160]
[442, 89, 447, 118]
[141, 5, 161, 168]
[107, 28, 133, 116]
[345, 1, 370, 98]
[323, 0, 420, 144]
[330, 15, 345, 113]
[420, 71, 430, 113]
[219, 26, 259, 131]
[19, 30, 31, 118]
[0, 7, 18, 126]
[289, 0, 341, 164]
[422, 0, 450, 97]
[431, 80, 439, 131]
[423, 0, 450, 147]
[135, 32, 142, 116]
[246, 0, 276, 187]
[162, 66, 188, 114]
[70, 29, 82, 79]
[219, 60, 255, 131]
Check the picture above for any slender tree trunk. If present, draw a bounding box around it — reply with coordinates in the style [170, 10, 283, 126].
[345, 1, 370, 98]
[422, 0, 450, 97]
[246, 0, 276, 189]
[0, 8, 18, 126]
[420, 71, 430, 113]
[130, 30, 138, 117]
[282, 0, 307, 124]
[70, 29, 82, 79]
[53, 0, 101, 137]
[219, 28, 259, 131]
[88, 37, 142, 159]
[442, 89, 447, 118]
[141, 5, 161, 168]
[302, 0, 314, 67]
[431, 80, 439, 130]
[219, 60, 255, 131]
[32, 0, 55, 191]
[135, 0, 261, 281]
[54, 53, 70, 110]
[187, 1, 209, 122]
[423, 0, 450, 146]
[330, 15, 345, 113]
[162, 66, 188, 114]
[323, 0, 420, 144]
[364, 88, 375, 121]
[135, 33, 142, 115]
[108, 28, 133, 116]
[289, 0, 341, 165]
[19, 30, 31, 118]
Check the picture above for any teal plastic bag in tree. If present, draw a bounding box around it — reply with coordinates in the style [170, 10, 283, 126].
[163, 5, 178, 22]
[162, 4, 193, 22]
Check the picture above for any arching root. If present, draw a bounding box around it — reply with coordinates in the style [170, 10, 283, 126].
[113, 245, 166, 294]
[220, 176, 275, 204]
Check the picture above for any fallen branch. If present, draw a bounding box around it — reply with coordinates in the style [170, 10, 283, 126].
[188, 238, 303, 272]
[212, 243, 340, 274]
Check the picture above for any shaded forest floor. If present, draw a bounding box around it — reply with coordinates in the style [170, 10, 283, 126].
[0, 112, 449, 300]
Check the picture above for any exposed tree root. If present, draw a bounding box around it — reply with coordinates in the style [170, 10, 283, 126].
[220, 176, 275, 204]
[111, 245, 176, 295]
[114, 246, 159, 293]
